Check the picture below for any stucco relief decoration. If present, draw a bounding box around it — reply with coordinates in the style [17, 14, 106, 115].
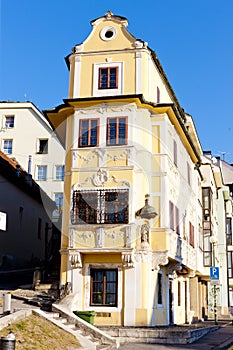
[78, 231, 94, 242]
[106, 230, 124, 242]
[98, 103, 108, 114]
[70, 252, 82, 269]
[165, 261, 182, 276]
[69, 228, 74, 248]
[92, 169, 109, 186]
[112, 176, 130, 187]
[95, 227, 104, 248]
[152, 251, 169, 270]
[140, 223, 150, 249]
[122, 251, 135, 268]
[73, 150, 95, 164]
[125, 226, 132, 248]
[107, 150, 128, 162]
[135, 250, 150, 263]
[73, 44, 84, 53]
[94, 149, 106, 161]
[168, 160, 178, 179]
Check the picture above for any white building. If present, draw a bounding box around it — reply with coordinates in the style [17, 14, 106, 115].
[0, 101, 65, 215]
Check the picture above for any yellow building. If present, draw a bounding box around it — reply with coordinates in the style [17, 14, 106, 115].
[45, 11, 206, 326]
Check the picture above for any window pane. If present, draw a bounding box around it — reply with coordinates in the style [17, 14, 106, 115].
[56, 165, 64, 180]
[3, 140, 12, 154]
[99, 68, 108, 88]
[107, 117, 127, 146]
[106, 294, 116, 305]
[5, 116, 14, 128]
[72, 189, 128, 224]
[118, 118, 126, 144]
[108, 119, 116, 145]
[39, 139, 48, 154]
[109, 68, 117, 88]
[79, 119, 98, 147]
[37, 166, 47, 180]
[106, 270, 116, 282]
[90, 269, 117, 306]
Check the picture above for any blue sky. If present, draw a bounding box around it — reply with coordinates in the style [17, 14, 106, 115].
[1, 1, 233, 163]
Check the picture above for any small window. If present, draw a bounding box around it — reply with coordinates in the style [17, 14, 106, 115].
[5, 116, 14, 128]
[3, 139, 13, 154]
[90, 269, 117, 306]
[37, 165, 47, 181]
[169, 201, 174, 230]
[55, 165, 64, 181]
[226, 218, 232, 245]
[98, 67, 118, 89]
[38, 139, 48, 154]
[107, 117, 127, 145]
[79, 119, 99, 147]
[189, 222, 194, 247]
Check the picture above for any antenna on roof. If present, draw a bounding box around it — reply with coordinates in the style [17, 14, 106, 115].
[217, 151, 231, 161]
[24, 93, 27, 101]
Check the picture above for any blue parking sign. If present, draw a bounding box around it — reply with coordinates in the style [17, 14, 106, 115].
[210, 266, 219, 280]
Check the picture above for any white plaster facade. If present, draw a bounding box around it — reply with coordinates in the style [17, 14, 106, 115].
[0, 102, 65, 213]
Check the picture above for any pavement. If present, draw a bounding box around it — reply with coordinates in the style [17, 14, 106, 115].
[0, 283, 233, 350]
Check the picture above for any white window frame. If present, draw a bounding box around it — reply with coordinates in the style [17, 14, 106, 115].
[37, 165, 47, 181]
[55, 165, 65, 181]
[37, 138, 48, 154]
[93, 62, 123, 97]
[4, 115, 15, 129]
[3, 139, 13, 154]
[84, 263, 122, 312]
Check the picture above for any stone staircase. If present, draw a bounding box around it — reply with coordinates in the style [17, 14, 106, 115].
[33, 304, 119, 350]
[98, 324, 220, 345]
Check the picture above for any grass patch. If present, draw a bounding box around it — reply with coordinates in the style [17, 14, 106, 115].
[0, 314, 80, 349]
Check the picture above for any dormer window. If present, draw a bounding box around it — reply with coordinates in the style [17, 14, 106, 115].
[94, 62, 123, 97]
[98, 67, 118, 89]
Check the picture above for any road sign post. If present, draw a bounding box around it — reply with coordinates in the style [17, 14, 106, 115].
[210, 266, 219, 325]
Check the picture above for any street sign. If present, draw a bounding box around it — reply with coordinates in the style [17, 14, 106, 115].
[210, 266, 219, 280]
[210, 280, 220, 286]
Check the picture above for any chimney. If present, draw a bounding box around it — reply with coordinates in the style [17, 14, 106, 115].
[28, 155, 32, 174]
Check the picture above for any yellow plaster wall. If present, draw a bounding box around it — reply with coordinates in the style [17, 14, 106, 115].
[151, 229, 167, 251]
[135, 309, 150, 326]
[83, 21, 134, 52]
[152, 156, 161, 172]
[79, 52, 136, 97]
[60, 255, 68, 285]
[106, 149, 128, 167]
[152, 125, 160, 153]
[83, 254, 122, 264]
[94, 312, 122, 326]
[152, 176, 160, 192]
